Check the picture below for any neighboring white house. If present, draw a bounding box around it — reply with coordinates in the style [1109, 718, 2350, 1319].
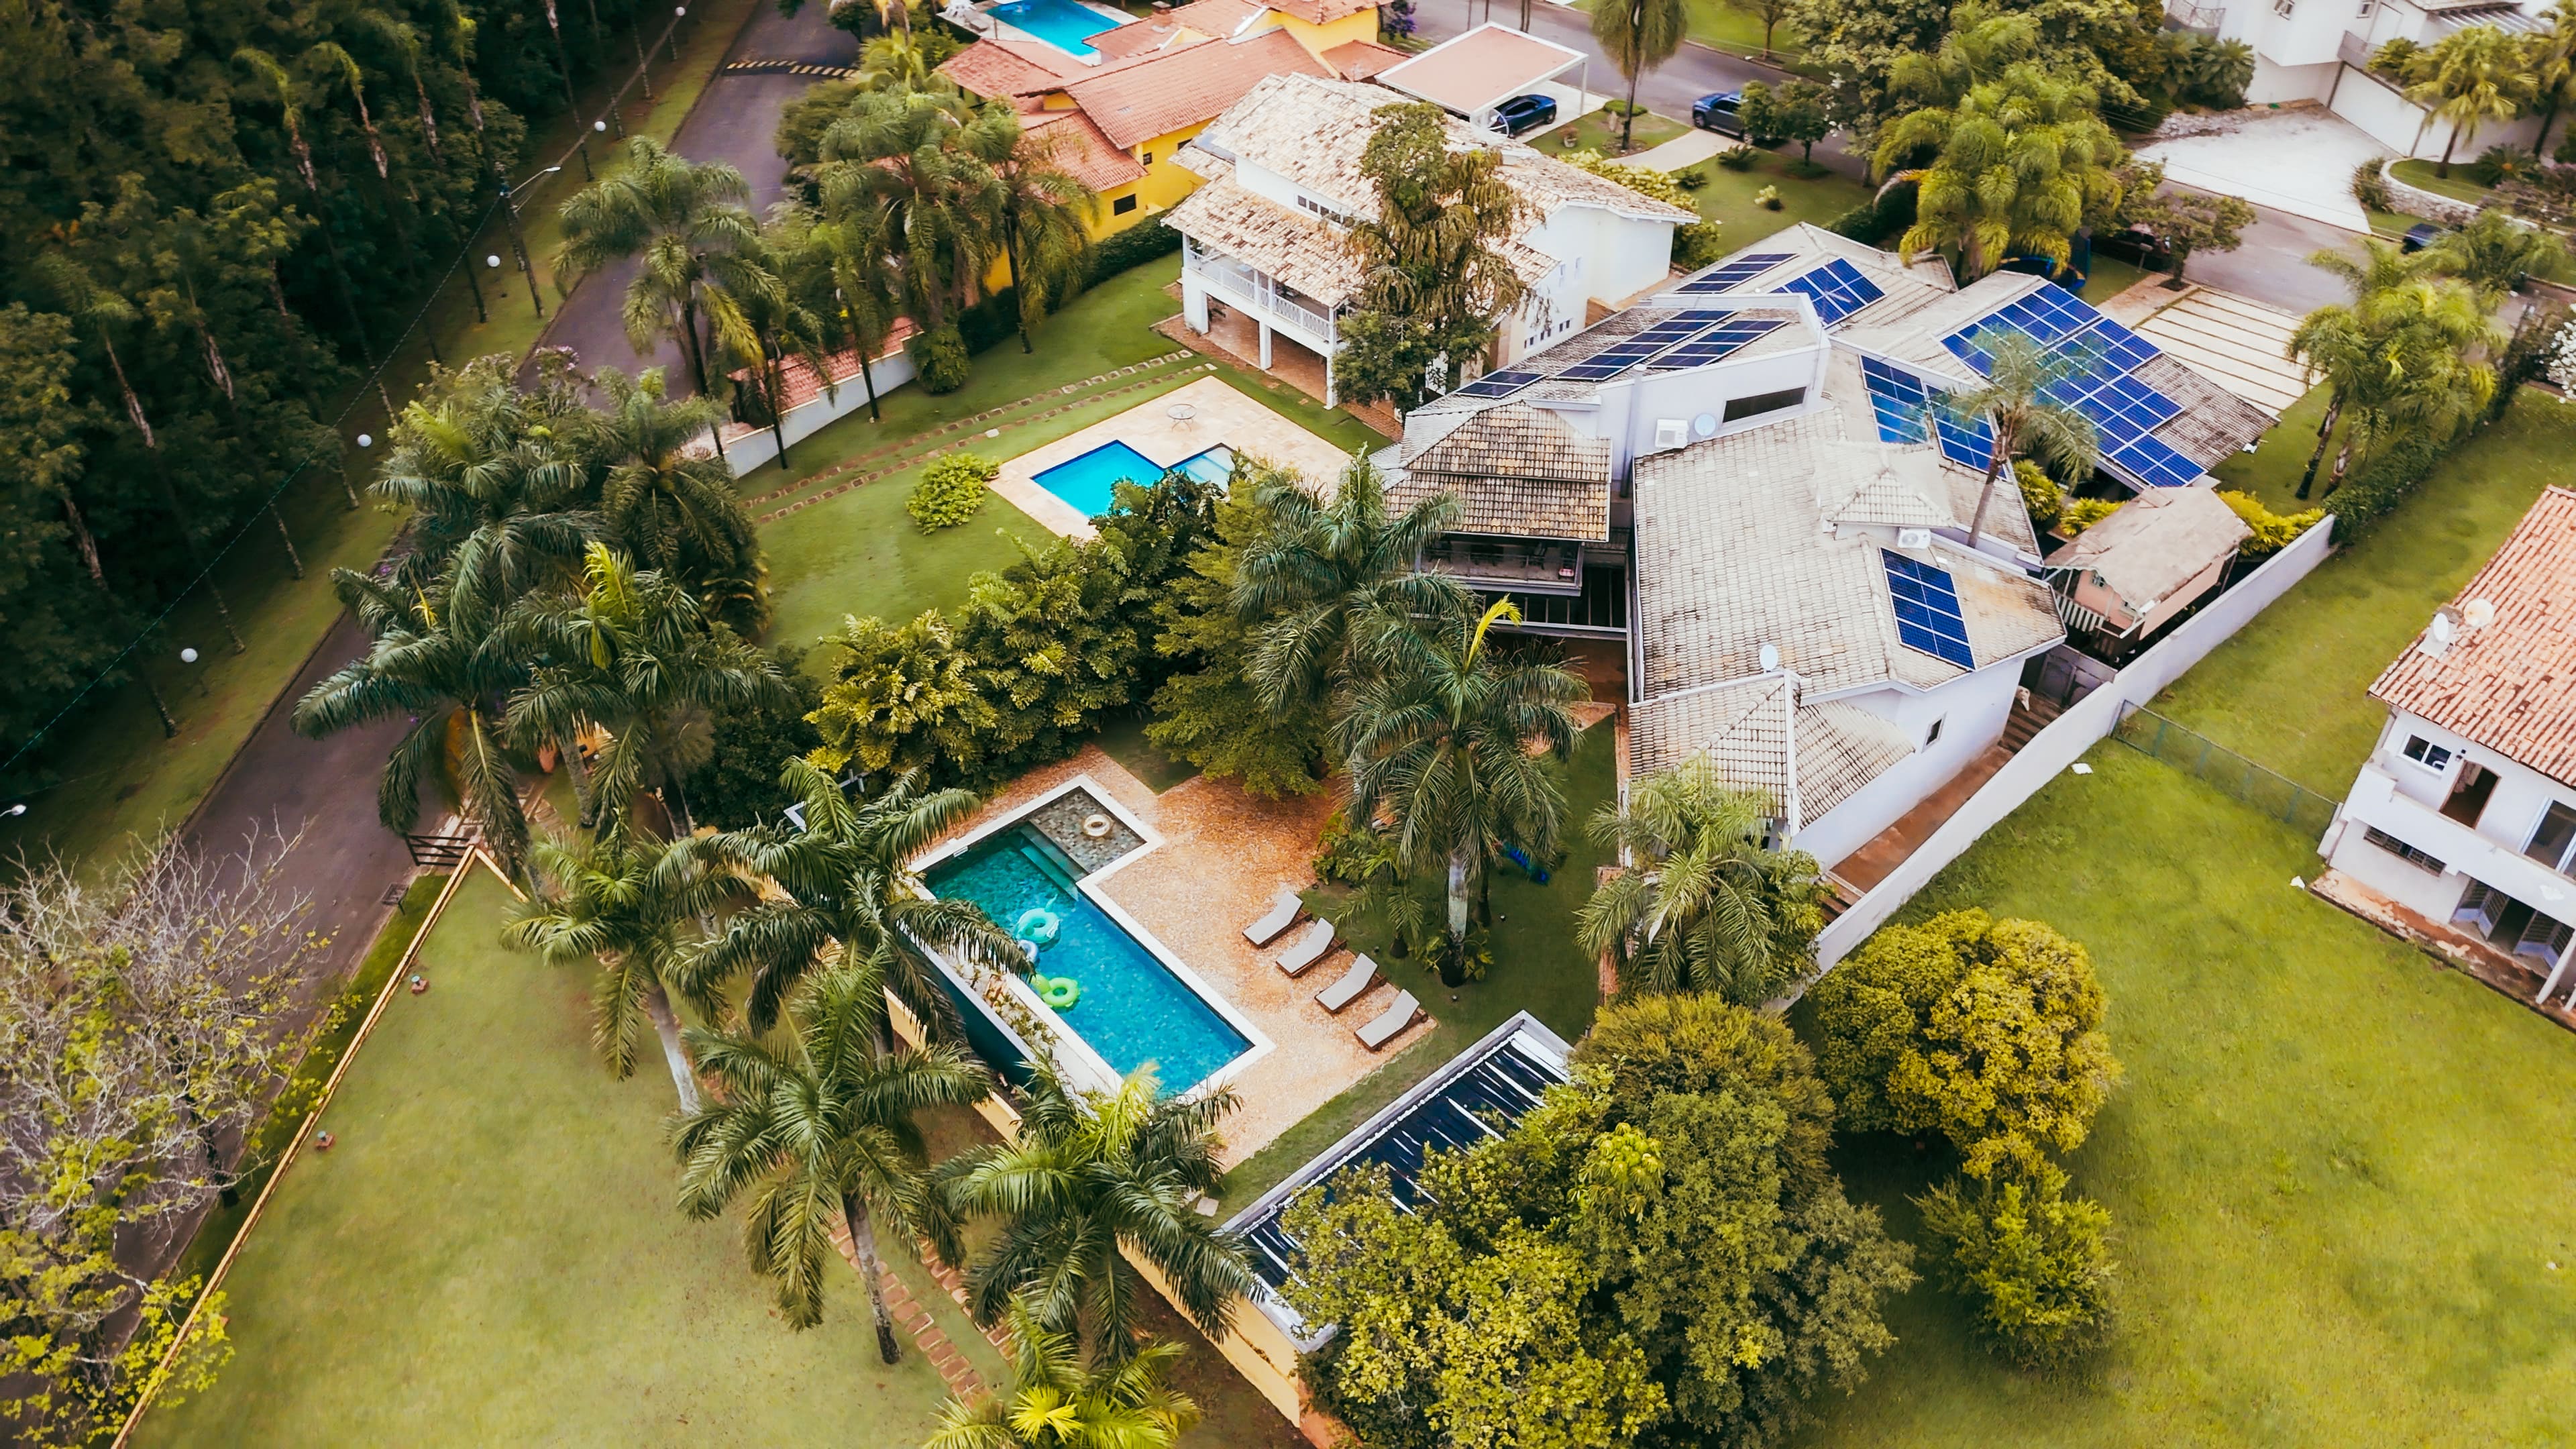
[2318, 486, 2576, 994]
[2187, 0, 2555, 158]
[1164, 72, 1695, 405]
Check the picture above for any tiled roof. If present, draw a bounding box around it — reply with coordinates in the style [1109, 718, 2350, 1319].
[1265, 0, 1379, 23]
[938, 38, 1090, 99]
[1390, 406, 1613, 540]
[1089, 20, 1204, 58]
[2042, 485, 2249, 612]
[1377, 25, 1584, 114]
[1628, 676, 1920, 822]
[2137, 353, 2276, 468]
[1323, 38, 1408, 78]
[1020, 108, 1148, 191]
[2369, 486, 2576, 787]
[1063, 28, 1329, 148]
[1161, 0, 1263, 36]
[1163, 169, 1358, 303]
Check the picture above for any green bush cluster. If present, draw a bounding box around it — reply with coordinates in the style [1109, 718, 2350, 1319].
[2057, 496, 2121, 535]
[684, 645, 827, 829]
[906, 451, 998, 532]
[1827, 180, 1919, 246]
[2015, 460, 2063, 531]
[912, 325, 971, 394]
[1914, 1163, 2117, 1370]
[2215, 490, 2324, 557]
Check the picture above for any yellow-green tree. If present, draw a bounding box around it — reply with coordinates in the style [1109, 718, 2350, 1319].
[1873, 66, 2126, 281]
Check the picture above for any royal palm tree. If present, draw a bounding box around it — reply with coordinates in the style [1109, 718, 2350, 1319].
[582, 366, 767, 629]
[928, 1305, 1200, 1449]
[1232, 453, 1470, 712]
[940, 1064, 1256, 1359]
[686, 759, 1023, 1034]
[2406, 24, 2534, 178]
[1953, 331, 2098, 549]
[814, 89, 994, 332]
[777, 201, 904, 423]
[1591, 0, 1687, 154]
[1577, 762, 1825, 1004]
[233, 46, 381, 378]
[556, 138, 776, 400]
[1334, 600, 1586, 957]
[374, 359, 596, 592]
[2526, 0, 2576, 157]
[962, 107, 1094, 354]
[1876, 66, 2126, 282]
[309, 40, 391, 180]
[508, 824, 747, 1110]
[674, 953, 991, 1363]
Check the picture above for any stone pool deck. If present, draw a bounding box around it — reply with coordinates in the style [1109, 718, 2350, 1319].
[937, 745, 1429, 1163]
[989, 375, 1358, 541]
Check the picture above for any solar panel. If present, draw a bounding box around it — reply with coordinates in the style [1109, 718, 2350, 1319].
[2107, 432, 2206, 488]
[1648, 316, 1786, 369]
[1675, 252, 1794, 293]
[1447, 367, 1544, 400]
[1883, 552, 1977, 669]
[1860, 356, 1933, 444]
[1931, 400, 1995, 470]
[1782, 258, 1884, 325]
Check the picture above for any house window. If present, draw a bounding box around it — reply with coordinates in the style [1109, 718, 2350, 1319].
[1722, 387, 1807, 423]
[1112, 194, 1138, 215]
[2528, 802, 2576, 873]
[1140, 150, 1154, 166]
[2272, 0, 2294, 15]
[2401, 735, 2453, 772]
[1295, 193, 1357, 229]
[2363, 826, 2446, 873]
[1925, 717, 1943, 747]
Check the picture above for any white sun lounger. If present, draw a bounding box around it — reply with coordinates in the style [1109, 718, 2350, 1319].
[1243, 886, 1303, 947]
[1274, 918, 1336, 977]
[1315, 954, 1379, 1013]
[1356, 990, 1420, 1051]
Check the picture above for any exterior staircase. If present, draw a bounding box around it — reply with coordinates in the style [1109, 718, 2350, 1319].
[2002, 692, 2065, 753]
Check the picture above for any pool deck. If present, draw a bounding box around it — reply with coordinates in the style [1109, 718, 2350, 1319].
[990, 374, 1359, 541]
[938, 745, 1431, 1164]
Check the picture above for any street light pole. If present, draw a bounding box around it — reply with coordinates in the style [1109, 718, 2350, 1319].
[496, 166, 561, 320]
[669, 5, 685, 62]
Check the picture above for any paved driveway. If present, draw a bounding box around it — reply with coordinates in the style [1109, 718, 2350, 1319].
[2138, 108, 2390, 232]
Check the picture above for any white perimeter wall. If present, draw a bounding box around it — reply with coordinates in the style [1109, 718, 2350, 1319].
[1807, 515, 2339, 971]
[1800, 665, 2027, 870]
[715, 343, 919, 476]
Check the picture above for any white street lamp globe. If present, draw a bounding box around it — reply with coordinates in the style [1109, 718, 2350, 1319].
[357, 433, 373, 447]
[487, 254, 502, 268]
[180, 648, 199, 664]
[594, 120, 608, 132]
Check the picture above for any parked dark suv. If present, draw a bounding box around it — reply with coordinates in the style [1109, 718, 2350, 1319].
[1493, 93, 1557, 136]
[1692, 91, 1746, 137]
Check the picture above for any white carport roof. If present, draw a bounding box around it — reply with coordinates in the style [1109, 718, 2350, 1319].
[1375, 23, 1584, 117]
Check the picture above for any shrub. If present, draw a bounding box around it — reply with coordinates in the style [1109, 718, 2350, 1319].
[2368, 36, 2420, 78]
[908, 451, 997, 531]
[1756, 184, 1782, 211]
[1083, 217, 1181, 287]
[2473, 144, 2542, 187]
[2328, 430, 2449, 539]
[2351, 158, 2392, 212]
[1915, 1164, 2116, 1369]
[912, 325, 970, 394]
[2014, 460, 2062, 531]
[1717, 144, 1756, 170]
[1674, 164, 1709, 190]
[2215, 490, 2323, 557]
[1828, 180, 1917, 246]
[682, 645, 826, 830]
[2057, 497, 2121, 535]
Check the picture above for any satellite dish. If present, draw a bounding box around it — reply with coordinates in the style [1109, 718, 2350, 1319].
[1758, 642, 1781, 672]
[2463, 597, 2496, 629]
[1693, 412, 1719, 437]
[2429, 611, 2457, 645]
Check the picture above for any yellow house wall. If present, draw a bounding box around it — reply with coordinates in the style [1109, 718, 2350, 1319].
[1277, 9, 1380, 52]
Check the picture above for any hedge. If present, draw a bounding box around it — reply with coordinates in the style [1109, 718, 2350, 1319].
[1828, 182, 1917, 248]
[2324, 431, 2447, 540]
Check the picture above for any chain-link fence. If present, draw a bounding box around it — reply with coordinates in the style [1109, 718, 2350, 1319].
[2112, 705, 2341, 835]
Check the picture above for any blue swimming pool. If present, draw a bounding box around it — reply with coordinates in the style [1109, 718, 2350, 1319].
[989, 0, 1122, 54]
[1032, 441, 1238, 519]
[925, 824, 1252, 1094]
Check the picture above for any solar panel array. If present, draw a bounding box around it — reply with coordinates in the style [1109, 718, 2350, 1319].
[1781, 258, 1886, 325]
[1674, 252, 1794, 293]
[1939, 287, 2206, 489]
[1883, 552, 1977, 669]
[1941, 284, 2098, 372]
[1648, 315, 1786, 370]
[1447, 308, 1788, 399]
[1859, 356, 1995, 470]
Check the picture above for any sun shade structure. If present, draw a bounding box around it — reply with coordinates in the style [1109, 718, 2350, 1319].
[1374, 22, 1587, 121]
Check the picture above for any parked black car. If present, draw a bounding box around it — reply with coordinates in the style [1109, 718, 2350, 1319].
[1691, 91, 1746, 138]
[2093, 225, 2176, 273]
[1493, 93, 1557, 136]
[2401, 220, 2449, 253]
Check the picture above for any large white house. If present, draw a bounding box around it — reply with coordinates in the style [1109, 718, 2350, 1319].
[2319, 486, 2576, 991]
[2191, 0, 2556, 158]
[1164, 72, 1695, 407]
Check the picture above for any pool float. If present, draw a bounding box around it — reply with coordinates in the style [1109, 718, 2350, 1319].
[1017, 938, 1038, 963]
[1081, 812, 1114, 839]
[1014, 907, 1061, 947]
[1034, 973, 1081, 1010]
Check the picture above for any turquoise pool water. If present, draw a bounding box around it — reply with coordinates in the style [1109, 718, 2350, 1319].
[1031, 441, 1237, 519]
[924, 824, 1252, 1094]
[989, 0, 1122, 54]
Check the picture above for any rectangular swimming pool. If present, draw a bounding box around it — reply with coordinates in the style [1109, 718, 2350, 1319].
[989, 0, 1123, 54]
[1031, 441, 1238, 519]
[924, 820, 1253, 1095]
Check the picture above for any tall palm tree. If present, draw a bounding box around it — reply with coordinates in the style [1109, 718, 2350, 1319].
[2292, 239, 2498, 497]
[674, 953, 991, 1362]
[2526, 0, 2576, 158]
[309, 40, 390, 181]
[2424, 209, 2569, 304]
[556, 138, 775, 400]
[1875, 66, 2126, 282]
[580, 366, 767, 629]
[374, 360, 596, 592]
[1232, 453, 1470, 712]
[814, 89, 995, 332]
[685, 759, 1023, 1034]
[508, 824, 747, 1110]
[1953, 331, 2098, 549]
[233, 46, 384, 386]
[1334, 600, 1586, 955]
[2406, 25, 2534, 178]
[360, 11, 443, 162]
[929, 1305, 1200, 1449]
[777, 200, 903, 424]
[1576, 762, 1825, 1004]
[1591, 0, 1687, 154]
[961, 107, 1094, 354]
[940, 1064, 1256, 1359]
[504, 543, 790, 835]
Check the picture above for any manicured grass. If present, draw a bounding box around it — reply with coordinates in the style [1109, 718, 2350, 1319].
[2390, 158, 2497, 207]
[1545, 107, 1690, 158]
[138, 869, 1006, 1446]
[1684, 148, 1874, 248]
[2163, 390, 2576, 794]
[2079, 254, 2148, 305]
[1216, 717, 1616, 1212]
[1678, 0, 1804, 61]
[1786, 744, 2576, 1448]
[762, 462, 1047, 661]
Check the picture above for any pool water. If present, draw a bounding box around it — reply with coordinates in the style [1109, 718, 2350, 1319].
[989, 0, 1122, 54]
[1031, 441, 1238, 519]
[924, 824, 1252, 1094]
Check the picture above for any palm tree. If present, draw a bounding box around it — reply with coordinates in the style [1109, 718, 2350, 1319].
[961, 107, 1094, 354]
[233, 46, 384, 386]
[1576, 763, 1825, 1004]
[374, 360, 596, 593]
[360, 11, 443, 162]
[814, 89, 996, 333]
[674, 954, 992, 1363]
[939, 1063, 1256, 1358]
[777, 201, 903, 424]
[1876, 66, 2127, 282]
[1953, 331, 2098, 548]
[2292, 239, 2498, 497]
[508, 825, 748, 1110]
[582, 366, 767, 629]
[504, 543, 790, 835]
[686, 759, 1024, 1034]
[1883, 12, 2037, 113]
[2424, 209, 2569, 303]
[556, 138, 775, 400]
[2406, 25, 2534, 178]
[309, 40, 390, 181]
[1591, 0, 1687, 154]
[1334, 600, 1587, 959]
[855, 29, 947, 93]
[929, 1305, 1200, 1449]
[1232, 452, 1470, 712]
[2526, 0, 2576, 158]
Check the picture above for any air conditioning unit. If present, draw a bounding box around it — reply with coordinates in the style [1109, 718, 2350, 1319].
[1654, 418, 1689, 449]
[1896, 528, 1932, 549]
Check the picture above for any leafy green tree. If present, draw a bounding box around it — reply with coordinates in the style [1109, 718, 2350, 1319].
[928, 1305, 1201, 1449]
[1952, 331, 2100, 549]
[806, 610, 999, 778]
[674, 953, 992, 1362]
[582, 366, 769, 633]
[1772, 81, 1833, 164]
[941, 1064, 1257, 1358]
[1577, 762, 1826, 1004]
[1724, 0, 1796, 58]
[1336, 103, 1532, 410]
[1592, 0, 1689, 154]
[1874, 66, 2126, 282]
[1784, 0, 1955, 136]
[2404, 24, 2534, 177]
[2291, 243, 2500, 498]
[682, 645, 827, 830]
[1915, 1163, 2116, 1368]
[556, 137, 777, 400]
[1232, 452, 1468, 711]
[2113, 162, 2255, 284]
[1807, 909, 2121, 1179]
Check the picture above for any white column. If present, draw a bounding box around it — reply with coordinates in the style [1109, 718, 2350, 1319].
[1182, 272, 1210, 333]
[1324, 352, 1337, 409]
[1258, 319, 1273, 370]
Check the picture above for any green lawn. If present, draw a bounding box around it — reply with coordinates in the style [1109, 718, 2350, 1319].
[1545, 107, 1690, 158]
[1786, 744, 2576, 1448]
[139, 869, 1008, 1447]
[2389, 158, 2496, 207]
[2079, 254, 2148, 305]
[2162, 390, 2576, 794]
[1217, 716, 1617, 1212]
[1678, 0, 1804, 60]
[1684, 148, 1874, 250]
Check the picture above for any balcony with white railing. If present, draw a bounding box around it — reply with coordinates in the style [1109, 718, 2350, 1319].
[2166, 0, 2223, 31]
[2342, 763, 2576, 931]
[1183, 243, 1340, 351]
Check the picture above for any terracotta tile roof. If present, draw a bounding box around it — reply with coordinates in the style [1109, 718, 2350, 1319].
[938, 39, 1087, 100]
[1063, 28, 1330, 149]
[1377, 24, 1583, 115]
[2041, 486, 2249, 612]
[1389, 405, 1613, 541]
[1021, 108, 1148, 191]
[2370, 486, 2576, 787]
[1089, 18, 1206, 58]
[1163, 168, 1358, 304]
[1161, 0, 1264, 36]
[1322, 38, 1408, 79]
[1264, 0, 1378, 23]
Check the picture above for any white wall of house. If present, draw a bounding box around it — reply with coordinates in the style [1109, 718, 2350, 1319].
[1521, 205, 1679, 311]
[2214, 0, 2553, 156]
[1575, 339, 1831, 477]
[715, 344, 920, 476]
[1794, 665, 2027, 869]
[2321, 706, 2576, 936]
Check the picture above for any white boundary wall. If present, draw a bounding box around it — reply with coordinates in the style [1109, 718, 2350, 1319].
[1809, 516, 2340, 971]
[708, 342, 920, 476]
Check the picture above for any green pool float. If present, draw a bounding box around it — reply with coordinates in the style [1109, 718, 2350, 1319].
[1014, 907, 1061, 947]
[1031, 973, 1081, 1010]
